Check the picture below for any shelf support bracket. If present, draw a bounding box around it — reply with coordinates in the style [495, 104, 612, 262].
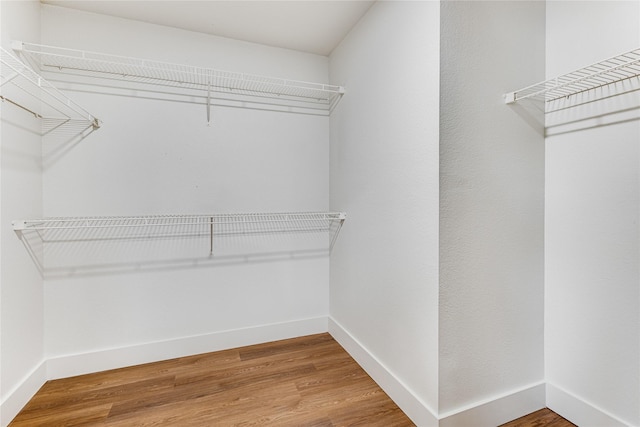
[12, 220, 27, 231]
[504, 92, 516, 104]
[209, 216, 214, 256]
[206, 80, 211, 126]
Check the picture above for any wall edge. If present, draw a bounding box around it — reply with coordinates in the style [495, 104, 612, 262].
[328, 316, 439, 427]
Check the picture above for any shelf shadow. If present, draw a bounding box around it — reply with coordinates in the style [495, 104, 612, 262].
[42, 70, 334, 117]
[16, 226, 335, 280]
[545, 108, 640, 137]
[42, 121, 98, 169]
[545, 79, 640, 136]
[506, 97, 545, 137]
[40, 248, 330, 280]
[507, 78, 640, 137]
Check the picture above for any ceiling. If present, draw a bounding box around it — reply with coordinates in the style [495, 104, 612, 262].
[41, 0, 376, 56]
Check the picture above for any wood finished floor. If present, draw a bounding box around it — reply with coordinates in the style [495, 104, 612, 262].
[499, 408, 577, 427]
[10, 333, 413, 426]
[10, 333, 577, 427]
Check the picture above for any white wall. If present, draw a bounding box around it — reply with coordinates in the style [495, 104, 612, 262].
[329, 2, 440, 425]
[39, 5, 332, 373]
[439, 1, 546, 424]
[5, 3, 639, 427]
[545, 2, 640, 426]
[0, 2, 45, 426]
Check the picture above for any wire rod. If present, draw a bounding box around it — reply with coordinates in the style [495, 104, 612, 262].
[1, 46, 101, 129]
[15, 41, 344, 115]
[505, 47, 640, 104]
[0, 95, 43, 118]
[13, 212, 346, 256]
[13, 212, 346, 232]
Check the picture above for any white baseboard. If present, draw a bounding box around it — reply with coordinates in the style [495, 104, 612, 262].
[327, 318, 548, 427]
[47, 316, 328, 380]
[438, 382, 546, 427]
[13, 320, 623, 427]
[546, 382, 633, 427]
[2, 318, 327, 426]
[1, 360, 47, 427]
[328, 317, 439, 427]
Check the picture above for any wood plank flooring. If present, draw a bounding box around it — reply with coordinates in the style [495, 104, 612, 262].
[499, 408, 577, 427]
[10, 333, 577, 426]
[10, 333, 413, 426]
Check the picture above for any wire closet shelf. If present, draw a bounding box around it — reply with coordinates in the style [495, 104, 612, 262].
[0, 45, 101, 130]
[504, 47, 640, 104]
[14, 41, 345, 116]
[13, 211, 347, 253]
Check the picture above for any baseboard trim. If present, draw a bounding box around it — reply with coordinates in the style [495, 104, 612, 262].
[46, 316, 328, 380]
[1, 360, 47, 427]
[14, 322, 627, 427]
[438, 382, 546, 427]
[328, 317, 439, 427]
[546, 382, 633, 427]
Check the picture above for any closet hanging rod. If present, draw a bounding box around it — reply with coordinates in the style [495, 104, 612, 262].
[0, 46, 101, 129]
[13, 41, 345, 110]
[505, 47, 640, 104]
[0, 95, 43, 118]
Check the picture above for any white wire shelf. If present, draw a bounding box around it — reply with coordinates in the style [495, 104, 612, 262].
[14, 41, 344, 118]
[0, 45, 101, 130]
[13, 211, 346, 254]
[505, 47, 640, 104]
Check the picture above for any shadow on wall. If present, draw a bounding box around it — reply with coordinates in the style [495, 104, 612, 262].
[546, 79, 640, 136]
[505, 97, 546, 137]
[507, 78, 640, 137]
[15, 229, 330, 279]
[42, 119, 98, 169]
[15, 226, 336, 279]
[1, 114, 97, 170]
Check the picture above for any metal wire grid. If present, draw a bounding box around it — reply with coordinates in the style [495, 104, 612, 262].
[17, 42, 344, 110]
[0, 46, 101, 129]
[13, 212, 346, 250]
[505, 47, 640, 104]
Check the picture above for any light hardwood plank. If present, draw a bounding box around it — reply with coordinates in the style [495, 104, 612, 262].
[499, 408, 577, 427]
[9, 333, 414, 426]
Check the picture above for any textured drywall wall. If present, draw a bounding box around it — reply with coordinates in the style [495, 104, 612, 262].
[439, 0, 545, 417]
